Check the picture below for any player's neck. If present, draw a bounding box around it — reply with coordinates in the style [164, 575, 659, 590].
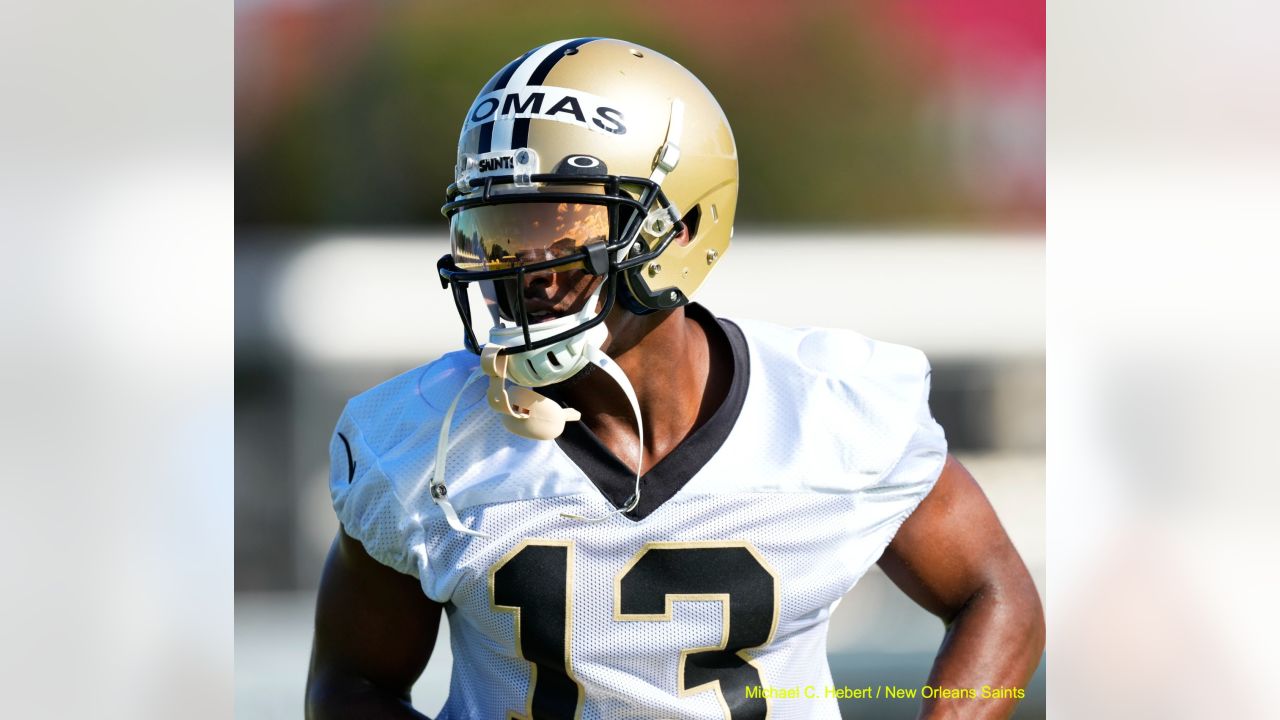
[550, 306, 715, 473]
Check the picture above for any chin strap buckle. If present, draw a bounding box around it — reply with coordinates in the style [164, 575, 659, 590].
[649, 98, 685, 186]
[429, 366, 490, 537]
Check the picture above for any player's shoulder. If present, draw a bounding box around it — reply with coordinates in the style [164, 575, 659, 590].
[326, 349, 490, 577]
[722, 315, 945, 494]
[331, 347, 571, 516]
[338, 349, 481, 454]
[727, 315, 932, 403]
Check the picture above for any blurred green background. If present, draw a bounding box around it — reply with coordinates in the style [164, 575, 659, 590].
[236, 0, 1043, 230]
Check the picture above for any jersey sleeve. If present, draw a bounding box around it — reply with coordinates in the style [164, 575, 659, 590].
[850, 356, 948, 569]
[327, 405, 427, 579]
[871, 368, 947, 528]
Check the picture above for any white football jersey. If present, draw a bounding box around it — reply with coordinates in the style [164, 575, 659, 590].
[328, 304, 947, 720]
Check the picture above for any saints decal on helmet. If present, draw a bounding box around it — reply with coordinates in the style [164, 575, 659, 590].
[437, 37, 738, 386]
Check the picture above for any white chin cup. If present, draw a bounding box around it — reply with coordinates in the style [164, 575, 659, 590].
[479, 284, 608, 440]
[486, 285, 607, 388]
[481, 346, 586, 441]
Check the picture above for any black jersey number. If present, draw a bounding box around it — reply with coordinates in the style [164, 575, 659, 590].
[489, 540, 584, 720]
[615, 542, 779, 719]
[489, 540, 778, 720]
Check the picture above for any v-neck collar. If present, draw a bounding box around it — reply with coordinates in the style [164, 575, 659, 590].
[553, 303, 751, 520]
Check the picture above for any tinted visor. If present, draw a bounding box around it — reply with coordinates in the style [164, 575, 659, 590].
[450, 202, 612, 324]
[450, 202, 610, 273]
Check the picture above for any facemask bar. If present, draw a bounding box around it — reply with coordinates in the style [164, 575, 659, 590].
[438, 172, 680, 356]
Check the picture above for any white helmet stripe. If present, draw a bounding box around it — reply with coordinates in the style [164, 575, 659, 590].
[488, 39, 580, 152]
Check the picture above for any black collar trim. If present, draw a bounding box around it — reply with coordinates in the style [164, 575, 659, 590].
[554, 303, 750, 520]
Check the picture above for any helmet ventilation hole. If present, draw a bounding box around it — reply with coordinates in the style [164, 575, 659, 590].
[711, 204, 719, 222]
[563, 47, 578, 56]
[629, 49, 644, 58]
[526, 358, 540, 378]
[546, 350, 562, 368]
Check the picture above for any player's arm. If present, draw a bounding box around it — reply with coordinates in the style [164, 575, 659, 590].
[877, 454, 1045, 720]
[306, 528, 442, 720]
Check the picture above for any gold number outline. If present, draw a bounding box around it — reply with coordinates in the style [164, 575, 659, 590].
[488, 538, 585, 720]
[612, 540, 781, 719]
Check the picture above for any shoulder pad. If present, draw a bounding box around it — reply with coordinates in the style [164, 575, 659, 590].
[732, 320, 944, 491]
[327, 351, 484, 576]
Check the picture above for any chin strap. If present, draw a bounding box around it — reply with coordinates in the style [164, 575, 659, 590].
[559, 345, 646, 522]
[429, 343, 646, 534]
[429, 367, 491, 537]
[649, 98, 684, 186]
[618, 97, 686, 316]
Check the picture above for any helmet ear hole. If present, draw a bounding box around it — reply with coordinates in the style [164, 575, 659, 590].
[678, 205, 702, 247]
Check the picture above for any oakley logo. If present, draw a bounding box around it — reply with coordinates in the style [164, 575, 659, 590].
[465, 86, 627, 136]
[566, 155, 600, 168]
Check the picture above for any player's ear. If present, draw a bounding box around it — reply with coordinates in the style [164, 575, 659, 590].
[672, 221, 692, 247]
[674, 205, 700, 247]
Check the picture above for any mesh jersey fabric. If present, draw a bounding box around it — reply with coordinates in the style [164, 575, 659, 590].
[327, 311, 947, 719]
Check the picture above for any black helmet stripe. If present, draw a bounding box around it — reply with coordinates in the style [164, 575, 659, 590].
[476, 39, 580, 153]
[484, 48, 536, 94]
[508, 37, 600, 152]
[527, 37, 600, 85]
[475, 47, 537, 153]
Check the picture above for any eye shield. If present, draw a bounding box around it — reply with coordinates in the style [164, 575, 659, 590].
[436, 166, 681, 355]
[449, 201, 611, 274]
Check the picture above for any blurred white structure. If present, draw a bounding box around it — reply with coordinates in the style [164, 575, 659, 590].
[254, 232, 1043, 365]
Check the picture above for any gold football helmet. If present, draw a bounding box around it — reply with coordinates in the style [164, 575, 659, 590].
[438, 37, 738, 382]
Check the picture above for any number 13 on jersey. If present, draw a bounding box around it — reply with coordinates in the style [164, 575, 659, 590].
[488, 540, 780, 719]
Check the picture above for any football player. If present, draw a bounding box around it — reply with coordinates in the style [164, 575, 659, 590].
[306, 38, 1044, 720]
